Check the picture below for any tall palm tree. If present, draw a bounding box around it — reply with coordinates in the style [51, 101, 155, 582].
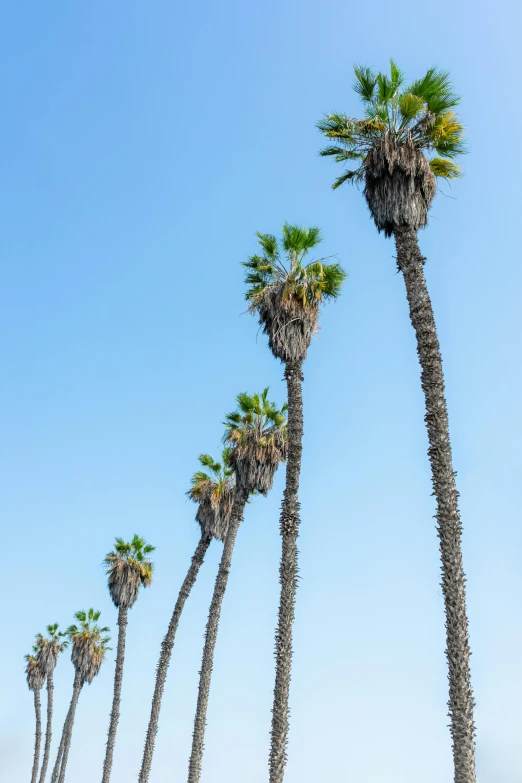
[139, 450, 235, 783]
[318, 61, 475, 783]
[50, 609, 110, 783]
[243, 227, 345, 783]
[35, 625, 68, 783]
[187, 390, 288, 783]
[101, 536, 154, 783]
[26, 648, 45, 783]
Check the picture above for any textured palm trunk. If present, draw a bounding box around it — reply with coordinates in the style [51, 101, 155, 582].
[101, 605, 129, 783]
[50, 671, 82, 783]
[138, 533, 212, 783]
[269, 359, 303, 783]
[394, 226, 476, 783]
[38, 671, 54, 783]
[30, 689, 42, 783]
[187, 487, 249, 783]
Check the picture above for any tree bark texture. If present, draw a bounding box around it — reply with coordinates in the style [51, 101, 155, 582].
[101, 605, 129, 783]
[30, 689, 42, 783]
[50, 671, 82, 783]
[187, 487, 249, 783]
[269, 359, 304, 783]
[138, 534, 212, 783]
[394, 225, 476, 783]
[38, 671, 54, 783]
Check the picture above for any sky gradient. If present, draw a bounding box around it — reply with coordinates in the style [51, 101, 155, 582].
[1, 1, 521, 781]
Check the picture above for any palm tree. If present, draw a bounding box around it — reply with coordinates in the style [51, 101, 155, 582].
[50, 609, 110, 783]
[139, 450, 235, 783]
[101, 536, 154, 783]
[318, 61, 475, 783]
[34, 625, 68, 783]
[26, 648, 45, 783]
[243, 227, 346, 783]
[187, 390, 288, 783]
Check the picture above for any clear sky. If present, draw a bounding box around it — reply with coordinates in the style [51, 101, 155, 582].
[1, 1, 521, 782]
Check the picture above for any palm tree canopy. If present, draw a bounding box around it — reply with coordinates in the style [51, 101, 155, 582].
[318, 60, 466, 187]
[25, 650, 45, 692]
[35, 624, 69, 676]
[224, 389, 288, 495]
[103, 535, 155, 609]
[188, 449, 236, 541]
[65, 608, 111, 685]
[318, 61, 466, 236]
[243, 225, 346, 363]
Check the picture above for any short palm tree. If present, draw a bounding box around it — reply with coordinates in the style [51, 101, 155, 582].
[139, 450, 235, 783]
[318, 61, 475, 783]
[26, 648, 45, 783]
[101, 536, 154, 783]
[34, 625, 68, 783]
[244, 226, 345, 782]
[50, 609, 110, 783]
[187, 390, 288, 783]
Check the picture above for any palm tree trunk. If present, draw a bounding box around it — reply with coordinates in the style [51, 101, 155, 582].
[50, 671, 82, 783]
[30, 689, 42, 783]
[394, 226, 476, 783]
[187, 487, 249, 783]
[38, 671, 54, 783]
[101, 605, 128, 783]
[269, 359, 303, 783]
[138, 533, 212, 783]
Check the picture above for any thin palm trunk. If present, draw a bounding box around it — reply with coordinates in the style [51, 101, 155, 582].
[269, 359, 303, 783]
[187, 487, 249, 783]
[50, 672, 82, 783]
[394, 225, 476, 783]
[38, 671, 54, 783]
[101, 605, 128, 783]
[139, 534, 212, 783]
[30, 689, 42, 783]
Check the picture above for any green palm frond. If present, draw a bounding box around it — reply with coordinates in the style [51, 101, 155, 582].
[243, 226, 346, 312]
[429, 158, 462, 179]
[353, 65, 377, 101]
[223, 389, 287, 448]
[318, 62, 466, 188]
[188, 447, 235, 505]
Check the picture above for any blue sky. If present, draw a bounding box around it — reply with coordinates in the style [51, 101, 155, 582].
[1, 1, 521, 781]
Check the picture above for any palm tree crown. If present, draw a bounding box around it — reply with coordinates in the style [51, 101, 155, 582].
[318, 61, 466, 235]
[188, 449, 236, 541]
[65, 609, 111, 685]
[25, 650, 45, 692]
[224, 389, 288, 495]
[243, 224, 346, 362]
[103, 536, 155, 610]
[35, 624, 68, 678]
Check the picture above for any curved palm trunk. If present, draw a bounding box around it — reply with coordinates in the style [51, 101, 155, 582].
[38, 671, 54, 783]
[101, 605, 128, 783]
[394, 226, 476, 783]
[139, 534, 212, 783]
[50, 671, 82, 783]
[269, 359, 303, 783]
[187, 487, 249, 783]
[30, 689, 42, 783]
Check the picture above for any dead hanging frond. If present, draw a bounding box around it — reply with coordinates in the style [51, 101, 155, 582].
[364, 135, 437, 236]
[255, 288, 318, 363]
[25, 652, 45, 691]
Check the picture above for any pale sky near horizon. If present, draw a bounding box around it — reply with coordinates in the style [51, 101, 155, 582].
[1, 1, 521, 782]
